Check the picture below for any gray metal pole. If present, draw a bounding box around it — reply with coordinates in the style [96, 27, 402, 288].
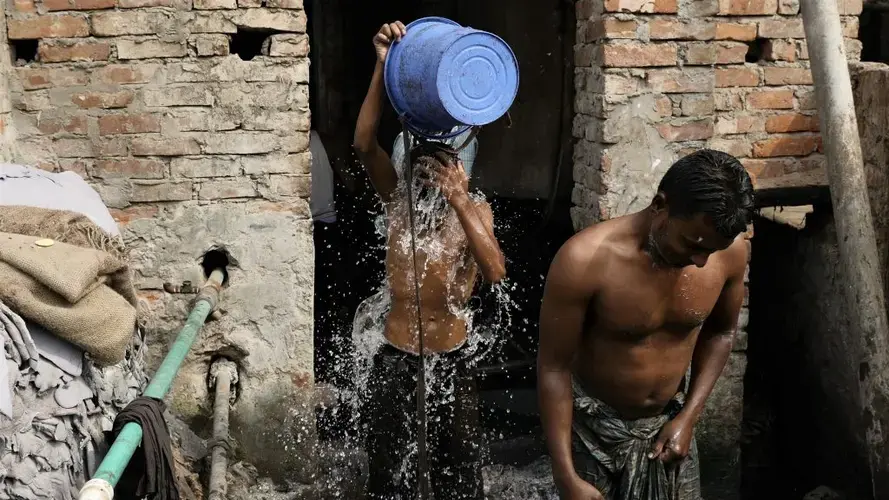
[801, 1, 889, 496]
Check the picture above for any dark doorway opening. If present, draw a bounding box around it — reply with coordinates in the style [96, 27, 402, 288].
[741, 205, 872, 500]
[307, 0, 576, 461]
[860, 3, 889, 63]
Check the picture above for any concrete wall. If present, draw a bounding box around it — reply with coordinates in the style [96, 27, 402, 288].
[1, 3, 14, 160]
[3, 0, 316, 484]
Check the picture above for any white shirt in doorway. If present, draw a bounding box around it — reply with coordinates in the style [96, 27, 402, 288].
[310, 130, 337, 224]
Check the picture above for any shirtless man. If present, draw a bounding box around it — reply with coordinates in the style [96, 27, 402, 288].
[352, 20, 506, 500]
[538, 150, 754, 500]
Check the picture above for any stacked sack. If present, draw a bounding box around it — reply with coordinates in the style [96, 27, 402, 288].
[0, 164, 145, 500]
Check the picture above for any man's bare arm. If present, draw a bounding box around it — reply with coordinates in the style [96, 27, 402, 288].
[679, 237, 749, 424]
[452, 198, 505, 283]
[538, 239, 596, 488]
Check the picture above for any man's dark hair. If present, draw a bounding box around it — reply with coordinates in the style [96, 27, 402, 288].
[657, 149, 755, 239]
[409, 139, 459, 166]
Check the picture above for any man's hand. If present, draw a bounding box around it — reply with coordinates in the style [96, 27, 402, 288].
[418, 153, 469, 203]
[649, 414, 694, 465]
[373, 21, 406, 63]
[557, 474, 605, 500]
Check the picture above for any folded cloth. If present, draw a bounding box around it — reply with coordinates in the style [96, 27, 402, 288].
[0, 232, 136, 365]
[0, 206, 136, 307]
[112, 397, 180, 500]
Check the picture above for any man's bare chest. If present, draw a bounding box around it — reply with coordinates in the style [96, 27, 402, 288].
[590, 266, 725, 336]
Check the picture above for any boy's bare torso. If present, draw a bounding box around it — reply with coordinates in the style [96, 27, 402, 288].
[382, 196, 483, 354]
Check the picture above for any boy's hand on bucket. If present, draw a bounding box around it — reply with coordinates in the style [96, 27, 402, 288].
[374, 21, 407, 63]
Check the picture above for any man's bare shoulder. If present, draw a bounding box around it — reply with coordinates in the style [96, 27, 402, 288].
[715, 234, 750, 279]
[548, 218, 629, 290]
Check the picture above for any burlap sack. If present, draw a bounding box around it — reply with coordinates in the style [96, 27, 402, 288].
[0, 206, 137, 365]
[0, 206, 137, 307]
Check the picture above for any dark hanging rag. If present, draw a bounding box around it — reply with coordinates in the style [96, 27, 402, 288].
[111, 396, 180, 500]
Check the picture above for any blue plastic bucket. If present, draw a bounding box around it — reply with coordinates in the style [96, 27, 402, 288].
[384, 17, 519, 138]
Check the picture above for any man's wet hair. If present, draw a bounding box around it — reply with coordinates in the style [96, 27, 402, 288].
[658, 149, 754, 239]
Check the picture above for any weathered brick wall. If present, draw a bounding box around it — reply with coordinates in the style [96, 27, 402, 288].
[571, 1, 862, 498]
[572, 0, 862, 229]
[0, 6, 14, 160]
[4, 0, 316, 484]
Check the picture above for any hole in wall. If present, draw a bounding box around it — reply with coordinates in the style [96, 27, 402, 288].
[230, 28, 274, 61]
[11, 40, 38, 64]
[745, 38, 767, 63]
[200, 246, 236, 286]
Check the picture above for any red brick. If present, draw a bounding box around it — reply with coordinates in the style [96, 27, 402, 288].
[765, 113, 820, 133]
[647, 68, 714, 93]
[38, 40, 112, 62]
[602, 42, 677, 67]
[37, 115, 88, 135]
[119, 0, 186, 7]
[684, 43, 716, 65]
[742, 156, 824, 180]
[708, 137, 752, 158]
[649, 19, 714, 40]
[605, 0, 677, 13]
[199, 179, 258, 199]
[44, 0, 115, 10]
[680, 94, 714, 116]
[718, 0, 777, 15]
[71, 91, 134, 109]
[763, 40, 796, 62]
[752, 135, 821, 157]
[92, 64, 159, 85]
[715, 115, 760, 135]
[758, 19, 804, 39]
[839, 0, 863, 16]
[266, 175, 311, 198]
[131, 137, 201, 156]
[794, 89, 816, 110]
[746, 90, 794, 109]
[98, 114, 161, 135]
[842, 18, 859, 38]
[266, 0, 300, 7]
[130, 181, 193, 202]
[93, 158, 165, 179]
[778, 0, 799, 14]
[12, 0, 36, 12]
[58, 159, 89, 177]
[17, 67, 88, 90]
[110, 205, 159, 225]
[716, 67, 761, 87]
[716, 42, 749, 64]
[763, 67, 812, 85]
[715, 23, 757, 41]
[584, 18, 639, 40]
[656, 119, 714, 141]
[7, 15, 89, 39]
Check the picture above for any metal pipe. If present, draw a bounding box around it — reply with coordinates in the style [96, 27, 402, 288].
[801, 2, 889, 497]
[208, 359, 238, 500]
[78, 269, 225, 500]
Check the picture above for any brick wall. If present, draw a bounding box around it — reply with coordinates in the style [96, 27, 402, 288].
[571, 0, 863, 229]
[571, 0, 862, 498]
[4, 0, 316, 484]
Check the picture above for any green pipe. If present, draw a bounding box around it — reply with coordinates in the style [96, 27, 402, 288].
[90, 269, 224, 488]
